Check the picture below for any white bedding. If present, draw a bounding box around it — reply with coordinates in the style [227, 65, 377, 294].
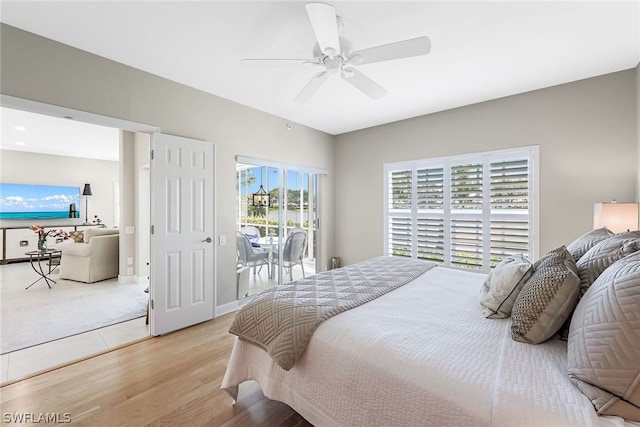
[222, 266, 639, 427]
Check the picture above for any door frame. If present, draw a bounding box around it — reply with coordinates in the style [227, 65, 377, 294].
[0, 96, 220, 335]
[236, 155, 327, 287]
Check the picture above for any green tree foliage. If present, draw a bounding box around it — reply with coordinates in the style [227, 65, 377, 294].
[247, 195, 267, 217]
[236, 169, 256, 191]
[268, 187, 309, 210]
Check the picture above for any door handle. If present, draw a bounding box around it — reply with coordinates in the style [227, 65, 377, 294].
[202, 237, 213, 243]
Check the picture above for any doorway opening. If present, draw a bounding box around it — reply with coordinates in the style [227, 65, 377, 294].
[0, 97, 157, 383]
[235, 158, 323, 299]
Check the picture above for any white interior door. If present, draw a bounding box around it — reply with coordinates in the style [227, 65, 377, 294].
[150, 133, 215, 335]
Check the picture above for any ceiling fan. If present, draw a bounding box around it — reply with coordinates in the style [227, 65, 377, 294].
[241, 2, 431, 102]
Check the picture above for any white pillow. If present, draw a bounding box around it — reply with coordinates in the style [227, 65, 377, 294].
[568, 251, 640, 421]
[575, 230, 640, 297]
[479, 254, 533, 319]
[566, 227, 613, 262]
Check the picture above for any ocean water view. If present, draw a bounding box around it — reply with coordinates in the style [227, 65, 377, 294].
[0, 211, 72, 220]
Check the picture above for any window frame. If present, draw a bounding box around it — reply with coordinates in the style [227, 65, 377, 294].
[383, 146, 539, 273]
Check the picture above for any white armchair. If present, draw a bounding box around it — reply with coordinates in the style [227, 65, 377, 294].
[58, 228, 120, 283]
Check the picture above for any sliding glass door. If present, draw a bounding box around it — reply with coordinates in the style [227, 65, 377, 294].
[236, 159, 320, 299]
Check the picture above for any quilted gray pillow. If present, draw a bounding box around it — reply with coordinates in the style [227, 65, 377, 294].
[511, 246, 580, 344]
[479, 254, 533, 319]
[576, 230, 640, 297]
[568, 251, 640, 422]
[566, 227, 614, 262]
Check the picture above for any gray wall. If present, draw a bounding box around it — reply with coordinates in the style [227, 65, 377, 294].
[334, 70, 638, 266]
[0, 24, 335, 308]
[637, 63, 640, 202]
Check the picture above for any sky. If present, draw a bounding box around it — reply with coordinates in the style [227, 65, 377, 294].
[240, 167, 310, 194]
[0, 183, 80, 213]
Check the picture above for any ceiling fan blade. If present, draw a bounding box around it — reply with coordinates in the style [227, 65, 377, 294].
[342, 68, 387, 100]
[305, 2, 341, 57]
[294, 71, 329, 103]
[241, 59, 320, 68]
[348, 36, 431, 65]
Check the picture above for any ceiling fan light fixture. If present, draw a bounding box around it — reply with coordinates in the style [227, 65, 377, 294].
[324, 46, 337, 58]
[242, 2, 431, 102]
[324, 56, 343, 73]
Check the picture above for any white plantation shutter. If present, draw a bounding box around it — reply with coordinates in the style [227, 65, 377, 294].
[490, 159, 529, 210]
[384, 148, 537, 273]
[387, 170, 412, 257]
[489, 158, 530, 266]
[416, 168, 444, 208]
[416, 167, 445, 262]
[416, 217, 444, 262]
[450, 163, 483, 210]
[450, 163, 484, 270]
[388, 216, 412, 257]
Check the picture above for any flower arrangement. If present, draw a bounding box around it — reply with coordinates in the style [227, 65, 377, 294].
[30, 225, 69, 251]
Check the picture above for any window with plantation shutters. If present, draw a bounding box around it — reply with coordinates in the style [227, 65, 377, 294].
[384, 147, 537, 273]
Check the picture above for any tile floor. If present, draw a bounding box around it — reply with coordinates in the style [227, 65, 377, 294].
[1, 261, 150, 384]
[1, 317, 149, 384]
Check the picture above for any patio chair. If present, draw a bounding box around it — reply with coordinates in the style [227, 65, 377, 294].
[236, 232, 270, 277]
[272, 230, 307, 281]
[287, 227, 305, 236]
[240, 225, 262, 248]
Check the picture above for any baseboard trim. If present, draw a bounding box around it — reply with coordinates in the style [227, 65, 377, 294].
[118, 275, 137, 284]
[215, 300, 241, 317]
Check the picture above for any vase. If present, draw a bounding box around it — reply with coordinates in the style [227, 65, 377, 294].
[37, 233, 47, 251]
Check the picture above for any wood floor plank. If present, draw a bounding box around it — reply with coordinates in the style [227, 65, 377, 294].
[0, 313, 313, 426]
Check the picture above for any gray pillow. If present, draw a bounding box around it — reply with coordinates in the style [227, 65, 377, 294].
[568, 251, 640, 422]
[566, 227, 614, 262]
[511, 246, 580, 344]
[479, 254, 533, 319]
[575, 230, 640, 297]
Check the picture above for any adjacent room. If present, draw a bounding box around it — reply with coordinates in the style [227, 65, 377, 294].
[0, 1, 638, 426]
[0, 108, 150, 381]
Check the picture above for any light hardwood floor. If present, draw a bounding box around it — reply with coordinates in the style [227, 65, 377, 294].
[0, 313, 312, 426]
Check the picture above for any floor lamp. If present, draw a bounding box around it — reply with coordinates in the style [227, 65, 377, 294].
[82, 183, 92, 225]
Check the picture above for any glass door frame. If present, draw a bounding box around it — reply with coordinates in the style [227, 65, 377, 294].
[236, 155, 327, 288]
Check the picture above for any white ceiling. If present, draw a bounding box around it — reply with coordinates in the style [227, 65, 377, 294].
[0, 1, 638, 137]
[1, 107, 120, 161]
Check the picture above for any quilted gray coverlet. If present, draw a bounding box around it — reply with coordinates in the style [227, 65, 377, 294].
[229, 256, 435, 370]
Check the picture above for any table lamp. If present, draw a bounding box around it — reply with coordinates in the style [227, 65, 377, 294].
[593, 201, 639, 233]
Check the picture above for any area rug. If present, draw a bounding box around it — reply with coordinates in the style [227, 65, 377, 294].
[1, 264, 148, 354]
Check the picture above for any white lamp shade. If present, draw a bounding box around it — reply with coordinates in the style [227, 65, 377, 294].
[593, 202, 639, 233]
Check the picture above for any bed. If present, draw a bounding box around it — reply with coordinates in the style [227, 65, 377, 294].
[222, 244, 640, 426]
